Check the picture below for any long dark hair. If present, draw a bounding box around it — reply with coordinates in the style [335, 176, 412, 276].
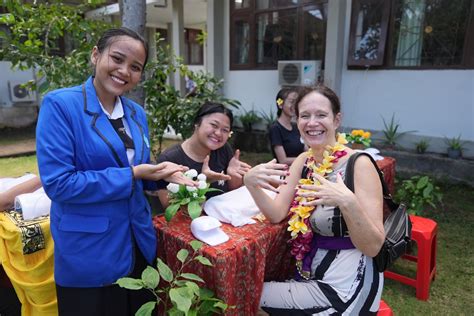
[96, 27, 149, 68]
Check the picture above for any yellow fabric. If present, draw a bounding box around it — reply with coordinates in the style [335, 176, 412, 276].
[0, 211, 57, 316]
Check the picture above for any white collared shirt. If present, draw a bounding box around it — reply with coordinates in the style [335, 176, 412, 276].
[99, 97, 135, 165]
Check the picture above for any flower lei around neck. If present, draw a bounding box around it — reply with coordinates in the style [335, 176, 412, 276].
[288, 133, 348, 278]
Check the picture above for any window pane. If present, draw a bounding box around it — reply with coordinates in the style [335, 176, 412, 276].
[392, 0, 471, 67]
[303, 5, 327, 60]
[352, 1, 385, 61]
[256, 10, 297, 65]
[233, 20, 250, 64]
[190, 43, 202, 64]
[233, 0, 250, 9]
[257, 0, 299, 10]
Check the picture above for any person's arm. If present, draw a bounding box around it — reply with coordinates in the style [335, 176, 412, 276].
[301, 155, 385, 257]
[37, 94, 193, 205]
[243, 154, 305, 223]
[273, 145, 297, 166]
[157, 189, 170, 209]
[0, 177, 42, 210]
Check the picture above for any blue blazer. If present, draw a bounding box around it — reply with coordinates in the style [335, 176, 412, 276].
[36, 77, 157, 287]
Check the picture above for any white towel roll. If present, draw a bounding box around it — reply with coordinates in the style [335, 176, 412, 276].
[14, 192, 52, 221]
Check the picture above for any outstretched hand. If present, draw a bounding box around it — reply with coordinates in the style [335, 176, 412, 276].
[133, 162, 197, 186]
[201, 155, 232, 183]
[243, 159, 289, 193]
[227, 149, 251, 180]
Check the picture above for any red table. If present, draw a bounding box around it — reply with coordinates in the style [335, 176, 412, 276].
[153, 157, 396, 315]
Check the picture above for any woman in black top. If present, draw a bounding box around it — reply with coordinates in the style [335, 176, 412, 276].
[269, 87, 305, 165]
[156, 102, 251, 207]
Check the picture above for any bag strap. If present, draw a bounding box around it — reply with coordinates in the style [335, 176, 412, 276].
[345, 152, 398, 212]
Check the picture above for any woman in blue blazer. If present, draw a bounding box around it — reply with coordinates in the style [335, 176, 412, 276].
[36, 27, 194, 315]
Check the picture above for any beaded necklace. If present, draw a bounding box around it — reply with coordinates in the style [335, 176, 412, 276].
[288, 133, 348, 278]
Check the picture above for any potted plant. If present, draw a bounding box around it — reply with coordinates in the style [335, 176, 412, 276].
[381, 113, 416, 149]
[415, 139, 430, 154]
[238, 108, 261, 132]
[164, 170, 221, 221]
[346, 129, 372, 150]
[445, 134, 466, 159]
[116, 240, 229, 315]
[259, 108, 276, 129]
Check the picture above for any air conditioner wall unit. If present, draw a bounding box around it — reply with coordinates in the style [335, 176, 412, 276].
[8, 80, 37, 103]
[278, 60, 322, 86]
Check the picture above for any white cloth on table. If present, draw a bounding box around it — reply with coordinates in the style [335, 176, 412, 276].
[14, 191, 51, 220]
[0, 173, 38, 193]
[203, 185, 276, 227]
[361, 147, 384, 161]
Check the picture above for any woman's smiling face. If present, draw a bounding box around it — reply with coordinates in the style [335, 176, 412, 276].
[195, 113, 232, 151]
[297, 91, 341, 148]
[91, 35, 146, 101]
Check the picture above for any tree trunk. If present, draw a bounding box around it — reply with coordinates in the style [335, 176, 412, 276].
[121, 0, 146, 106]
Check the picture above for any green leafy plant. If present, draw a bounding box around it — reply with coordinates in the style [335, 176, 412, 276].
[0, 0, 112, 93]
[415, 139, 430, 154]
[238, 108, 261, 131]
[116, 240, 229, 316]
[395, 175, 443, 215]
[444, 134, 466, 150]
[259, 108, 276, 128]
[164, 170, 221, 222]
[381, 113, 416, 148]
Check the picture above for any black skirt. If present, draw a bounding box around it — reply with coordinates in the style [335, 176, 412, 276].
[55, 246, 155, 316]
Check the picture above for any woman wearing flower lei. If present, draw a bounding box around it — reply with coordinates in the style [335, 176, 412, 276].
[244, 85, 385, 315]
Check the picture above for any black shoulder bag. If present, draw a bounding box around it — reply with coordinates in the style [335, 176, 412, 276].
[345, 152, 412, 272]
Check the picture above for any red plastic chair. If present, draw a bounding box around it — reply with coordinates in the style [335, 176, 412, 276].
[384, 215, 438, 300]
[377, 300, 393, 316]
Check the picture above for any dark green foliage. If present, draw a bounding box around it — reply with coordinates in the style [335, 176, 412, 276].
[0, 0, 113, 93]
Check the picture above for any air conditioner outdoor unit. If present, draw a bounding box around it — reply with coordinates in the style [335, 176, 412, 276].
[8, 80, 37, 103]
[278, 60, 322, 86]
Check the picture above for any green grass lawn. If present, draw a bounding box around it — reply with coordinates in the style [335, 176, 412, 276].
[0, 155, 38, 177]
[1, 152, 473, 314]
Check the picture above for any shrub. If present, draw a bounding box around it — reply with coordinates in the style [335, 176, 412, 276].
[395, 175, 443, 215]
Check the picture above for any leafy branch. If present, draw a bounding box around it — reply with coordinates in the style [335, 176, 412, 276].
[116, 240, 230, 316]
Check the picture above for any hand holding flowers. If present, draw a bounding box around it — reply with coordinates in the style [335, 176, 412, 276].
[165, 169, 221, 222]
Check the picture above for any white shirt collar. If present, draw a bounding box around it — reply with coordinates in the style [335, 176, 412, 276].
[99, 97, 124, 120]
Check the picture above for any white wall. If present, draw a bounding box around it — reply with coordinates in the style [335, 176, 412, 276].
[224, 70, 281, 116]
[340, 70, 474, 140]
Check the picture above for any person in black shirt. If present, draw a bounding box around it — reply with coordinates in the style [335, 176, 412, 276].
[269, 87, 305, 165]
[156, 102, 251, 207]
